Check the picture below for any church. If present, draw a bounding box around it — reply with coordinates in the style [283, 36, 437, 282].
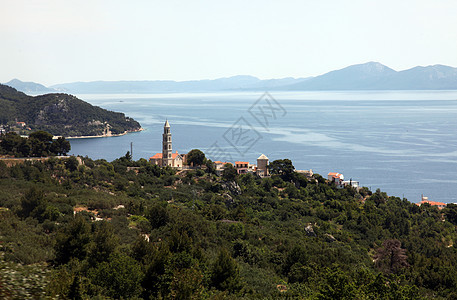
[149, 120, 184, 168]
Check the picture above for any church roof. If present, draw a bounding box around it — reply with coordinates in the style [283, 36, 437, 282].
[257, 154, 268, 160]
[149, 152, 181, 160]
[164, 120, 170, 127]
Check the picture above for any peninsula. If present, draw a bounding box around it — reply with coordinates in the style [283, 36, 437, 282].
[0, 84, 142, 138]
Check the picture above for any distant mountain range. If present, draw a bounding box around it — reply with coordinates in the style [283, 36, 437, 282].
[48, 76, 309, 94]
[5, 62, 457, 94]
[284, 62, 457, 90]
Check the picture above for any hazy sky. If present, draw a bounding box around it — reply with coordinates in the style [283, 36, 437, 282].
[2, 0, 457, 85]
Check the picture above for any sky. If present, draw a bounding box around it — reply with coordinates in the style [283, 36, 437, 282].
[1, 0, 457, 86]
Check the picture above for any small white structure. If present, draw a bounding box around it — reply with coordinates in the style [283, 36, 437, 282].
[343, 179, 359, 189]
[296, 169, 313, 178]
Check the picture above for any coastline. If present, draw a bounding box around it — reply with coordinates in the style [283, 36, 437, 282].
[64, 127, 144, 140]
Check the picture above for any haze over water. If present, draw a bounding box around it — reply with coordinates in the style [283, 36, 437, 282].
[69, 91, 457, 204]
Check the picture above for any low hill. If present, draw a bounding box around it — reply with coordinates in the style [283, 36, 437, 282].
[4, 79, 57, 94]
[0, 84, 141, 137]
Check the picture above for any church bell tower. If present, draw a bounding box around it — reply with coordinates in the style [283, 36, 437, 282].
[162, 120, 172, 167]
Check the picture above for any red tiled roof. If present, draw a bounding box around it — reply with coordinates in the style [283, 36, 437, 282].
[150, 153, 162, 159]
[421, 200, 446, 206]
[328, 172, 343, 178]
[150, 152, 181, 160]
[235, 161, 249, 164]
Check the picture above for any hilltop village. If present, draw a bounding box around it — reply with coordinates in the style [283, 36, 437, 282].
[147, 120, 447, 209]
[148, 120, 362, 189]
[0, 119, 447, 209]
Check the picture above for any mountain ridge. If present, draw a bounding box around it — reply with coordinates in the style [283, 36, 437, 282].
[5, 62, 457, 93]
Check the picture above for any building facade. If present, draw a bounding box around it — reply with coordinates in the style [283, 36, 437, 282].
[149, 120, 183, 168]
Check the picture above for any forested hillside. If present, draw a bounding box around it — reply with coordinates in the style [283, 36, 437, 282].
[0, 84, 141, 137]
[1, 153, 457, 299]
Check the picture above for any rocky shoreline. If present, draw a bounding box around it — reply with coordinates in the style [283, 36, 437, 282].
[64, 127, 144, 140]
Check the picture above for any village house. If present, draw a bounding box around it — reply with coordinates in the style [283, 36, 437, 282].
[214, 161, 232, 176]
[328, 172, 361, 190]
[328, 172, 345, 189]
[235, 161, 249, 174]
[417, 195, 446, 209]
[212, 154, 270, 177]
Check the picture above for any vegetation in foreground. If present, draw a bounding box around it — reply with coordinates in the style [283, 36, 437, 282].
[1, 152, 457, 299]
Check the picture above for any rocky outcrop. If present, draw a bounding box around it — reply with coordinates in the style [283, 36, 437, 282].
[305, 224, 316, 237]
[221, 181, 242, 196]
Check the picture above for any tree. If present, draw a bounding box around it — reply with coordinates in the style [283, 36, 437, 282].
[17, 138, 31, 157]
[54, 214, 92, 265]
[374, 239, 409, 274]
[29, 130, 53, 157]
[317, 268, 357, 300]
[186, 149, 205, 166]
[124, 151, 132, 161]
[50, 137, 71, 156]
[0, 132, 22, 155]
[268, 159, 295, 181]
[90, 253, 144, 299]
[64, 156, 79, 172]
[89, 221, 119, 265]
[146, 204, 169, 229]
[210, 248, 242, 293]
[222, 163, 237, 181]
[19, 186, 46, 219]
[443, 203, 457, 225]
[205, 158, 216, 174]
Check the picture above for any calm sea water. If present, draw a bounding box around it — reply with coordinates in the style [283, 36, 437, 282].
[69, 91, 457, 204]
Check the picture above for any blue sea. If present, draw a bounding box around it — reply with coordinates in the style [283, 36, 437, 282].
[69, 91, 457, 204]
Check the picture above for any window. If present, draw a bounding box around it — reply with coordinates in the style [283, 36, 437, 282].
[169, 145, 171, 149]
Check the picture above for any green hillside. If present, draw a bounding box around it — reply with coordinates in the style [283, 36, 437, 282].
[1, 153, 457, 299]
[0, 84, 141, 137]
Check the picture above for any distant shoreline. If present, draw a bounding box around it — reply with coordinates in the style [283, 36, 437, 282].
[64, 127, 144, 140]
